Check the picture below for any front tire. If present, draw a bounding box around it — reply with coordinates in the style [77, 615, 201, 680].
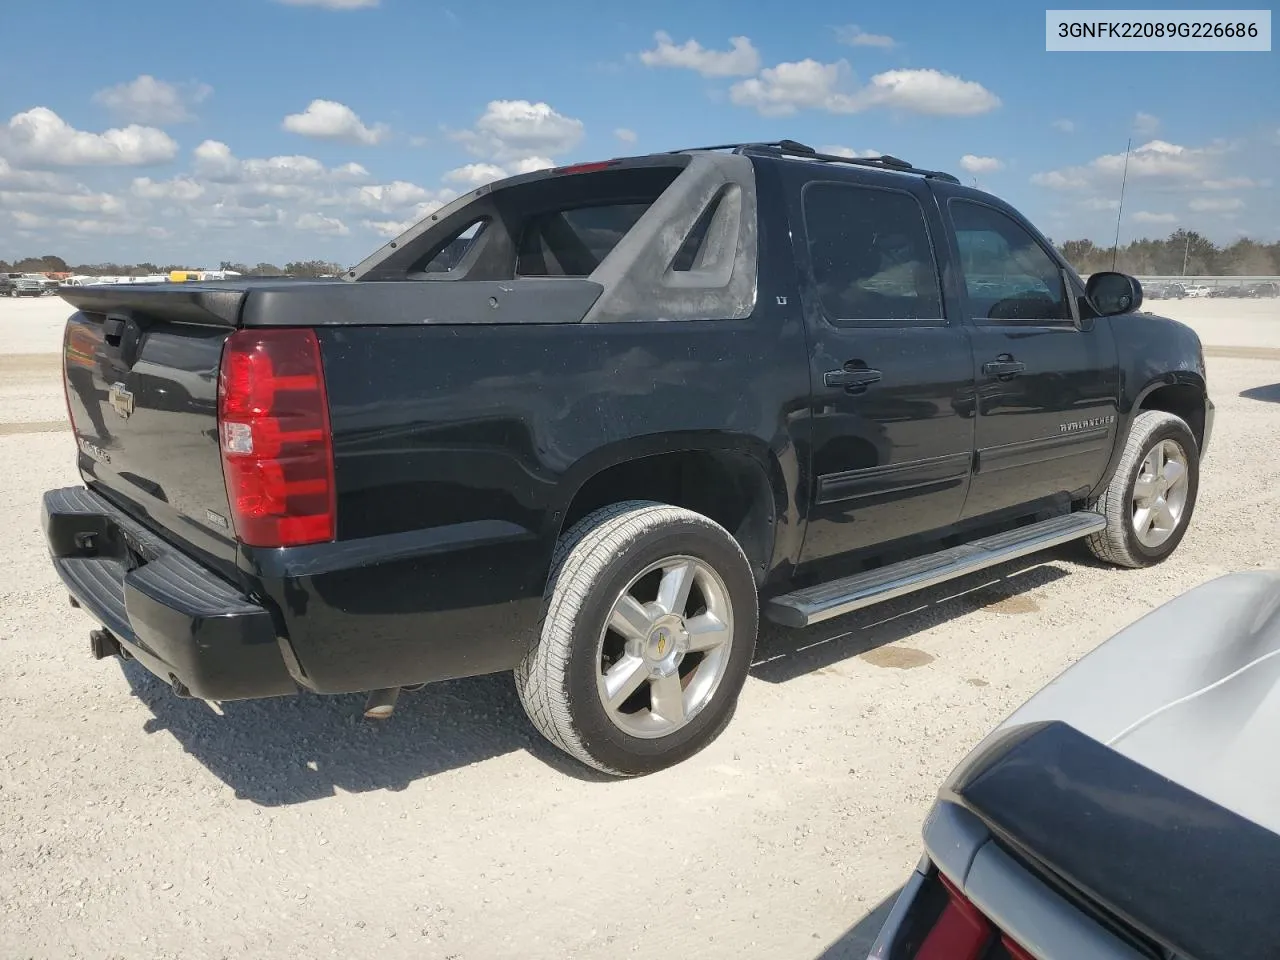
[515, 501, 759, 777]
[1086, 410, 1200, 568]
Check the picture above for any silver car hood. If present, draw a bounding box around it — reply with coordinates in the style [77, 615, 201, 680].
[983, 570, 1280, 835]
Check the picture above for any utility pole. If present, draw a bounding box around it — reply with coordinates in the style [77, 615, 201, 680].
[1181, 233, 1191, 276]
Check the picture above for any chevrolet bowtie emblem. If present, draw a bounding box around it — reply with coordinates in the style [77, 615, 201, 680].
[108, 382, 134, 419]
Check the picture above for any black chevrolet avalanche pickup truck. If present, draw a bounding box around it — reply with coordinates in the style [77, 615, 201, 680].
[43, 140, 1213, 776]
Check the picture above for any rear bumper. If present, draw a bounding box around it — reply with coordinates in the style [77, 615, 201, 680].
[42, 486, 296, 700]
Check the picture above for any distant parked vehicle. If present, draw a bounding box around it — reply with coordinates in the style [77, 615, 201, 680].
[1184, 284, 1211, 298]
[3, 272, 44, 297]
[1150, 282, 1188, 300]
[1247, 281, 1279, 298]
[1209, 284, 1247, 298]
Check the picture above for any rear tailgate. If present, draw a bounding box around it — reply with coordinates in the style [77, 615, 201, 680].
[61, 284, 250, 575]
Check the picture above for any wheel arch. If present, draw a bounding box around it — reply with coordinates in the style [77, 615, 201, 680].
[553, 435, 788, 587]
[1090, 371, 1207, 501]
[1133, 374, 1208, 450]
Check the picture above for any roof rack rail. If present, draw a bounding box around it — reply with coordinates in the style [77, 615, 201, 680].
[669, 139, 960, 184]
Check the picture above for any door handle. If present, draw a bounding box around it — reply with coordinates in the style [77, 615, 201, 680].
[983, 355, 1025, 379]
[824, 367, 883, 390]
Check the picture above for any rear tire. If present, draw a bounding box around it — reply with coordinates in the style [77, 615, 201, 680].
[515, 501, 758, 777]
[1086, 410, 1199, 568]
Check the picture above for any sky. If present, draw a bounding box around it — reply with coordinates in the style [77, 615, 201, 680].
[1, 0, 1276, 268]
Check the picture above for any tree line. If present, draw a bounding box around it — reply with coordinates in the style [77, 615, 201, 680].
[5, 230, 1280, 280]
[1055, 230, 1280, 277]
[0, 255, 347, 278]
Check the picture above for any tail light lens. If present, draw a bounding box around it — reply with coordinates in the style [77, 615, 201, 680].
[914, 874, 1034, 960]
[217, 328, 336, 547]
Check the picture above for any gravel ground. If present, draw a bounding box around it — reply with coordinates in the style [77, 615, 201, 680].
[0, 293, 1277, 959]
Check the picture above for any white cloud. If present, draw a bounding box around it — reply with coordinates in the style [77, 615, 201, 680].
[1188, 197, 1244, 213]
[0, 189, 125, 216]
[131, 176, 206, 202]
[3, 107, 177, 166]
[333, 161, 371, 180]
[511, 155, 554, 174]
[1201, 177, 1257, 190]
[275, 0, 378, 7]
[191, 140, 371, 187]
[1133, 112, 1160, 136]
[360, 199, 448, 238]
[1093, 140, 1203, 178]
[445, 162, 508, 186]
[362, 219, 411, 238]
[835, 25, 895, 48]
[1081, 197, 1120, 211]
[858, 69, 1000, 116]
[1132, 211, 1177, 224]
[444, 155, 553, 188]
[1031, 169, 1090, 190]
[638, 31, 761, 77]
[451, 100, 583, 161]
[730, 61, 999, 117]
[192, 140, 240, 180]
[960, 154, 1003, 174]
[92, 75, 211, 125]
[614, 127, 637, 144]
[1052, 119, 1076, 133]
[818, 145, 880, 158]
[283, 99, 388, 145]
[296, 212, 350, 235]
[0, 157, 67, 191]
[1032, 139, 1222, 192]
[347, 180, 440, 213]
[731, 60, 847, 116]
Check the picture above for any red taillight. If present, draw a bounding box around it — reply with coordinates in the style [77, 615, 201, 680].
[916, 874, 994, 960]
[217, 328, 335, 548]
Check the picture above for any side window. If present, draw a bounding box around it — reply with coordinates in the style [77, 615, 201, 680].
[420, 219, 486, 274]
[951, 201, 1069, 322]
[802, 182, 943, 324]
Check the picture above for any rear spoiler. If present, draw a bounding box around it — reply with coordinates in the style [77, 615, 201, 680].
[59, 284, 248, 326]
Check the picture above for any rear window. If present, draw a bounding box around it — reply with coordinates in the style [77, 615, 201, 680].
[516, 203, 653, 277]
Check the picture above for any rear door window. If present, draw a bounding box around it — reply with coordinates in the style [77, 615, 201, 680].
[801, 181, 944, 324]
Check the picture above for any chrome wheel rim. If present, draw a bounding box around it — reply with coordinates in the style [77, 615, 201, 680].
[1132, 439, 1190, 548]
[595, 555, 734, 739]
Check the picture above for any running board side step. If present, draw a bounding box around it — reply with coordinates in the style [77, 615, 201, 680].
[764, 513, 1106, 629]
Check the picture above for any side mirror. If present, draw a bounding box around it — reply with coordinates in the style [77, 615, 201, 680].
[1086, 272, 1143, 316]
